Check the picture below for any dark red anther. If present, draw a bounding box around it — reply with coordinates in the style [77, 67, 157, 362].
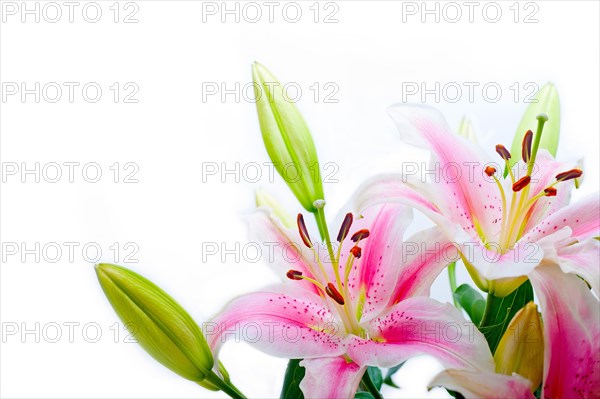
[325, 283, 345, 305]
[484, 166, 497, 177]
[555, 169, 583, 182]
[351, 229, 370, 242]
[350, 246, 362, 259]
[286, 270, 303, 280]
[495, 144, 511, 161]
[337, 213, 354, 242]
[522, 130, 533, 163]
[512, 175, 531, 192]
[297, 213, 312, 248]
[544, 187, 557, 197]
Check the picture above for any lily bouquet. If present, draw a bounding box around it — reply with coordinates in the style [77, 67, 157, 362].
[95, 64, 599, 399]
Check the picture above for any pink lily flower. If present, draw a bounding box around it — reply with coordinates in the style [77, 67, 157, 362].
[349, 105, 600, 397]
[206, 204, 505, 398]
[351, 105, 599, 297]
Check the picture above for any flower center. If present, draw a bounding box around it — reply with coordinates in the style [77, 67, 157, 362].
[485, 115, 582, 252]
[286, 210, 368, 336]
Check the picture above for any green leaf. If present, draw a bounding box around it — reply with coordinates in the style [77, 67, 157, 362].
[280, 359, 305, 399]
[447, 389, 466, 399]
[383, 362, 404, 388]
[453, 284, 486, 325]
[509, 82, 560, 170]
[478, 280, 534, 354]
[355, 393, 375, 399]
[367, 367, 383, 390]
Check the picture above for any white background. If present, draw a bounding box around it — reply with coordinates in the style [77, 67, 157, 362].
[1, 1, 599, 398]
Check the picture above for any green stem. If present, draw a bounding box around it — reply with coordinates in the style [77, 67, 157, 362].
[203, 372, 247, 399]
[361, 371, 384, 399]
[447, 262, 461, 310]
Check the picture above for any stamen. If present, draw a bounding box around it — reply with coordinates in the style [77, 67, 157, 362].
[495, 144, 511, 161]
[512, 175, 531, 192]
[491, 174, 508, 242]
[325, 282, 345, 305]
[337, 213, 354, 242]
[484, 166, 497, 177]
[350, 246, 362, 259]
[556, 169, 583, 182]
[351, 229, 370, 242]
[297, 213, 312, 248]
[286, 270, 303, 280]
[522, 130, 533, 163]
[544, 187, 557, 197]
[286, 272, 328, 295]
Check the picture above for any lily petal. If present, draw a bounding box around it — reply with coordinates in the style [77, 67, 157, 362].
[338, 204, 414, 322]
[389, 227, 456, 304]
[387, 104, 502, 239]
[348, 174, 442, 220]
[553, 239, 600, 297]
[429, 369, 534, 399]
[299, 357, 365, 399]
[347, 297, 493, 371]
[455, 229, 544, 296]
[206, 287, 346, 360]
[528, 264, 600, 399]
[524, 193, 600, 244]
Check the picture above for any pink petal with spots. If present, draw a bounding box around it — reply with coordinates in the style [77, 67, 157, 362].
[246, 208, 323, 295]
[347, 297, 493, 371]
[206, 287, 346, 360]
[528, 264, 600, 399]
[389, 227, 456, 304]
[338, 204, 414, 322]
[299, 357, 365, 399]
[524, 193, 600, 244]
[429, 369, 534, 399]
[387, 104, 503, 239]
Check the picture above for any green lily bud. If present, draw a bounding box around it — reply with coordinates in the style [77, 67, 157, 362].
[510, 82, 560, 170]
[252, 62, 324, 212]
[494, 301, 544, 391]
[255, 187, 295, 228]
[457, 116, 477, 143]
[95, 263, 214, 382]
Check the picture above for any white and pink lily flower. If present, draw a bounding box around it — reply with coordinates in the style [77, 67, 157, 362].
[349, 104, 599, 397]
[351, 105, 599, 298]
[206, 203, 514, 398]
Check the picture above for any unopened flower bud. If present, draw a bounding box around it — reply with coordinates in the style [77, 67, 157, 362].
[252, 62, 324, 212]
[494, 301, 544, 391]
[95, 263, 214, 382]
[255, 188, 295, 228]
